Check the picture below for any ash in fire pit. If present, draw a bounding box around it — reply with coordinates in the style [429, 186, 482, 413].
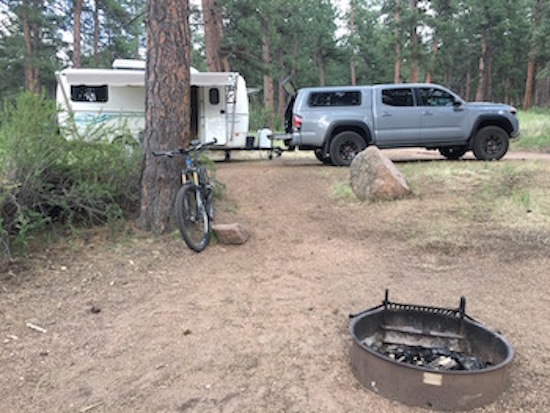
[349, 291, 514, 411]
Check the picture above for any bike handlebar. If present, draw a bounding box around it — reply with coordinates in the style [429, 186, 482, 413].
[152, 138, 217, 158]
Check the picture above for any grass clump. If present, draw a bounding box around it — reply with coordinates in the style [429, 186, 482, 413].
[0, 92, 141, 259]
[514, 109, 550, 152]
[397, 160, 550, 256]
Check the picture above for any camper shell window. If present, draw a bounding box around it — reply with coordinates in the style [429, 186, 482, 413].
[307, 91, 361, 107]
[71, 85, 108, 103]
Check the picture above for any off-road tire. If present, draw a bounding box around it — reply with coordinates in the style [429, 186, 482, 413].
[472, 126, 509, 161]
[329, 131, 367, 167]
[176, 184, 210, 252]
[314, 149, 333, 165]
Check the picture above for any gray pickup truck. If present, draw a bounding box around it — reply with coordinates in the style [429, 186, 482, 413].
[283, 83, 520, 166]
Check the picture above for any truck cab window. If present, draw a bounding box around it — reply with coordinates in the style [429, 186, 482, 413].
[381, 88, 414, 107]
[71, 85, 108, 102]
[209, 88, 220, 105]
[417, 88, 455, 107]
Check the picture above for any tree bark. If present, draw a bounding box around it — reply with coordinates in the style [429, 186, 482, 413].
[73, 0, 83, 68]
[475, 28, 487, 102]
[21, 0, 35, 92]
[277, 49, 286, 121]
[408, 0, 418, 83]
[139, 0, 191, 234]
[261, 20, 274, 129]
[394, 0, 401, 84]
[349, 0, 356, 86]
[31, 0, 41, 91]
[93, 0, 100, 66]
[486, 50, 492, 100]
[425, 36, 437, 84]
[202, 0, 228, 72]
[318, 48, 326, 86]
[523, 0, 541, 110]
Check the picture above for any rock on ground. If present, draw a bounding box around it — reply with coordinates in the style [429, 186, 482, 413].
[212, 223, 249, 245]
[350, 146, 411, 201]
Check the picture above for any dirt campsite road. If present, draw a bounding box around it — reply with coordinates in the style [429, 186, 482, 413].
[1, 148, 549, 413]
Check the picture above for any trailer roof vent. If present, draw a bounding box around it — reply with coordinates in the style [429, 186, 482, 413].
[112, 59, 145, 70]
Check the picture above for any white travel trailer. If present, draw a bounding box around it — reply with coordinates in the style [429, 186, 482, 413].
[55, 59, 251, 150]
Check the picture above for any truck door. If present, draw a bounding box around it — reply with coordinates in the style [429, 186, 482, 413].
[374, 87, 423, 147]
[415, 86, 469, 144]
[202, 86, 227, 144]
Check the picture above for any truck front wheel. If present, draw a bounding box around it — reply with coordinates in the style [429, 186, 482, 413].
[472, 126, 509, 161]
[329, 131, 366, 166]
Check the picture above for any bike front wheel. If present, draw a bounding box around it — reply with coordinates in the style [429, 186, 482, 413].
[176, 184, 210, 252]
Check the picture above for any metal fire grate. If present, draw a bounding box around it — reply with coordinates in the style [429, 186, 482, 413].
[349, 290, 514, 411]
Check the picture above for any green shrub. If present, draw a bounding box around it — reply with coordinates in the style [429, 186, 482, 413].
[0, 92, 141, 259]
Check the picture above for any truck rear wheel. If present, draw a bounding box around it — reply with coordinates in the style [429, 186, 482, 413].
[329, 131, 366, 167]
[472, 126, 509, 161]
[439, 146, 468, 160]
[315, 149, 332, 165]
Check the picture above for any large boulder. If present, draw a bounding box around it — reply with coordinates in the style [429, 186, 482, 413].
[212, 223, 249, 245]
[350, 146, 411, 201]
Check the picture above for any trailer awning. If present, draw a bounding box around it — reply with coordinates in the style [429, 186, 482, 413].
[61, 69, 144, 86]
[190, 72, 234, 86]
[60, 69, 235, 87]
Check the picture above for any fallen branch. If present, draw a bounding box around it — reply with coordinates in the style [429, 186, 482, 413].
[26, 323, 47, 333]
[79, 402, 104, 413]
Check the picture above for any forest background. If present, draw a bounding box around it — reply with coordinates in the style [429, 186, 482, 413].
[1, 0, 550, 131]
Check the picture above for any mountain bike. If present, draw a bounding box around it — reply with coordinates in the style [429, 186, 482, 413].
[153, 139, 216, 252]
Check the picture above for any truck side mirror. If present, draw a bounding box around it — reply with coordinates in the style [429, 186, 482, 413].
[453, 99, 465, 111]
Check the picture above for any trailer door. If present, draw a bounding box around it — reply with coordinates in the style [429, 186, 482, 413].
[202, 86, 227, 145]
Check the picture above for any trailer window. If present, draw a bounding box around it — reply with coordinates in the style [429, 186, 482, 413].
[308, 91, 361, 107]
[209, 88, 220, 105]
[71, 85, 108, 103]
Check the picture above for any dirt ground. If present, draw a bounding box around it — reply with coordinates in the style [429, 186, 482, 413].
[1, 149, 549, 413]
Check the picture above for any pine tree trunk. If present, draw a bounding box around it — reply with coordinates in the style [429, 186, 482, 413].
[202, 0, 219, 71]
[523, 0, 541, 110]
[277, 49, 285, 121]
[408, 0, 418, 83]
[21, 0, 35, 92]
[475, 28, 487, 101]
[139, 0, 191, 234]
[394, 0, 401, 84]
[486, 50, 493, 100]
[349, 1, 356, 86]
[262, 21, 274, 129]
[73, 0, 83, 68]
[31, 0, 41, 91]
[93, 0, 99, 66]
[425, 36, 437, 84]
[318, 49, 326, 86]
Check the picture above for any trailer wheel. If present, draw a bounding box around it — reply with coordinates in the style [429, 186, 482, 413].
[113, 135, 138, 154]
[329, 131, 366, 166]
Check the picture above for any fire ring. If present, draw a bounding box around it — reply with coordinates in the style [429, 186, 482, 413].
[349, 291, 514, 411]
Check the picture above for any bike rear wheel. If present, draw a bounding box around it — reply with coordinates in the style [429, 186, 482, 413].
[176, 184, 210, 252]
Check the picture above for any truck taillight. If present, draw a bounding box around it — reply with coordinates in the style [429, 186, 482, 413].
[293, 114, 303, 131]
[510, 106, 517, 116]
